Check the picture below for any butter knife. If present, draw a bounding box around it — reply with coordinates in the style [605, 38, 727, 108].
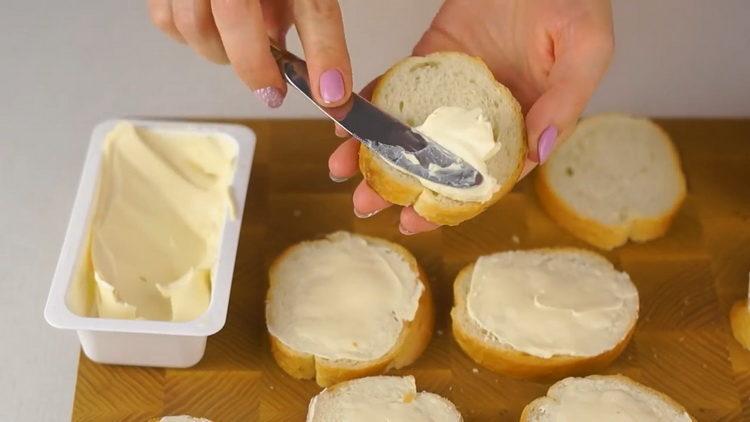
[270, 44, 482, 189]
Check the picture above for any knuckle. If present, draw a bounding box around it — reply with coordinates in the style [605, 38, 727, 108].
[296, 0, 340, 19]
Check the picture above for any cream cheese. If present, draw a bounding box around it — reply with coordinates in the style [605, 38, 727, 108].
[90, 122, 236, 321]
[466, 251, 638, 358]
[266, 232, 423, 361]
[402, 106, 500, 202]
[540, 378, 692, 421]
[307, 376, 460, 422]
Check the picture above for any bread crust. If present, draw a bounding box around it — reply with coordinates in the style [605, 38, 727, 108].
[451, 251, 637, 381]
[534, 114, 686, 250]
[730, 300, 750, 350]
[267, 234, 434, 387]
[519, 374, 695, 421]
[359, 52, 526, 226]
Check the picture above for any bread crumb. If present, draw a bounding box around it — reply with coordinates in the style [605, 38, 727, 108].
[472, 368, 479, 374]
[268, 385, 275, 390]
[511, 235, 520, 244]
[678, 336, 686, 342]
[436, 329, 444, 336]
[293, 209, 302, 218]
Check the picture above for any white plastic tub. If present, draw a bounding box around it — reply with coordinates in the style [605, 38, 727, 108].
[44, 119, 255, 368]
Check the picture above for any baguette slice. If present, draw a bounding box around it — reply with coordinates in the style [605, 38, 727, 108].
[360, 52, 526, 226]
[266, 232, 434, 387]
[535, 113, 687, 250]
[451, 249, 638, 380]
[730, 300, 750, 350]
[306, 375, 462, 422]
[521, 375, 694, 421]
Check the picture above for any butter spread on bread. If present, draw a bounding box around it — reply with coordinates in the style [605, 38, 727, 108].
[266, 232, 423, 361]
[306, 376, 462, 422]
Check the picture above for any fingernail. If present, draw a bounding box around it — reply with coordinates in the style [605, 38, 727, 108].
[254, 86, 284, 108]
[354, 208, 380, 219]
[399, 224, 414, 236]
[537, 125, 558, 163]
[329, 173, 349, 183]
[320, 69, 345, 104]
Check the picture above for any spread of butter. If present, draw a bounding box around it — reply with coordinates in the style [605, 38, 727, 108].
[266, 232, 423, 361]
[90, 122, 236, 321]
[539, 377, 692, 422]
[307, 376, 460, 422]
[467, 251, 638, 358]
[403, 106, 500, 202]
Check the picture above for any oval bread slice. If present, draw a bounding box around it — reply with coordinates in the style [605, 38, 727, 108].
[535, 113, 687, 250]
[306, 375, 462, 422]
[360, 52, 526, 226]
[521, 375, 694, 421]
[266, 232, 434, 387]
[451, 248, 638, 380]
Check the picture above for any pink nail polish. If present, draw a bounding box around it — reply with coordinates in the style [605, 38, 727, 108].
[319, 69, 344, 104]
[254, 86, 284, 108]
[354, 208, 380, 219]
[398, 224, 414, 236]
[537, 125, 558, 163]
[329, 173, 349, 183]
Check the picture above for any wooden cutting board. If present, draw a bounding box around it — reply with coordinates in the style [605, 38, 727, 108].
[71, 118, 750, 421]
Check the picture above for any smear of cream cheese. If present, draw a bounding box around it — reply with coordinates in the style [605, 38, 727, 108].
[90, 122, 236, 321]
[401, 106, 500, 202]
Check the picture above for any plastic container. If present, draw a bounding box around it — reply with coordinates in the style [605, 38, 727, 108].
[44, 119, 255, 367]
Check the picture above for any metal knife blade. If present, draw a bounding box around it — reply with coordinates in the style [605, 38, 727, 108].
[270, 44, 483, 189]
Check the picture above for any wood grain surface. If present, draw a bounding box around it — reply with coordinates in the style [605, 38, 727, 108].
[71, 119, 750, 421]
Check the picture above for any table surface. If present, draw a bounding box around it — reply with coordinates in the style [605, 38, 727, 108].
[71, 119, 750, 421]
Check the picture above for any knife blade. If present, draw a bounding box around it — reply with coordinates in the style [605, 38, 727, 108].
[269, 44, 483, 189]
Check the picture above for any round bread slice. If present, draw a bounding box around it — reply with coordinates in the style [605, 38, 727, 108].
[451, 249, 638, 380]
[306, 375, 462, 422]
[535, 113, 687, 250]
[520, 374, 694, 421]
[730, 300, 750, 350]
[359, 52, 526, 226]
[266, 232, 434, 387]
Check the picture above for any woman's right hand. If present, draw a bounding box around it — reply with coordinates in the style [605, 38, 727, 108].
[148, 0, 353, 108]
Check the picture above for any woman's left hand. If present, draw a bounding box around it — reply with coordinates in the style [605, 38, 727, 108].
[328, 0, 614, 235]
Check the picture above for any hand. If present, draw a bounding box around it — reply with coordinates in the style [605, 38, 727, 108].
[329, 0, 613, 235]
[148, 0, 353, 108]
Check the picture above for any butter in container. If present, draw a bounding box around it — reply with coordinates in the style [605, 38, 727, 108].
[44, 119, 255, 367]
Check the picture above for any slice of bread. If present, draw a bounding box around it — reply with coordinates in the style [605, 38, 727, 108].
[451, 249, 638, 380]
[730, 300, 750, 350]
[521, 375, 694, 421]
[266, 232, 434, 387]
[306, 375, 462, 421]
[535, 113, 687, 250]
[148, 417, 212, 422]
[359, 52, 526, 226]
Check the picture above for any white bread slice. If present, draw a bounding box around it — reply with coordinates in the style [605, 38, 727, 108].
[306, 375, 462, 422]
[535, 113, 687, 250]
[521, 375, 694, 421]
[360, 52, 526, 226]
[451, 249, 638, 380]
[266, 232, 434, 387]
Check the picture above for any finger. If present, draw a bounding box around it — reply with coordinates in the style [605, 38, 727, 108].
[148, 0, 185, 43]
[352, 180, 392, 218]
[519, 158, 537, 179]
[172, 0, 228, 63]
[293, 0, 352, 106]
[211, 0, 286, 108]
[399, 207, 439, 235]
[525, 19, 614, 164]
[334, 123, 349, 138]
[328, 138, 360, 181]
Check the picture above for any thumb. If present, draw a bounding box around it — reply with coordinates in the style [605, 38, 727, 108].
[525, 30, 613, 166]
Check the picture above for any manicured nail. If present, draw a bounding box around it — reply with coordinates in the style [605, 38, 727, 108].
[354, 208, 380, 219]
[254, 86, 284, 108]
[320, 69, 345, 104]
[399, 224, 414, 236]
[537, 125, 558, 163]
[329, 173, 349, 183]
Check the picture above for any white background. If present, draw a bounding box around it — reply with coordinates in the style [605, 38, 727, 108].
[1, 1, 748, 420]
